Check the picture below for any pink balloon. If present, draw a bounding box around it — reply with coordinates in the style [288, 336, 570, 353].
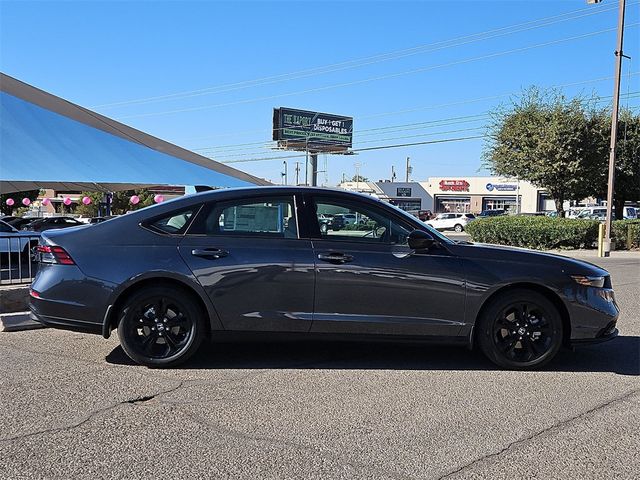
[5, 198, 14, 206]
[153, 195, 164, 203]
[41, 197, 51, 206]
[63, 197, 72, 206]
[82, 196, 91, 205]
[22, 198, 31, 206]
[130, 195, 140, 205]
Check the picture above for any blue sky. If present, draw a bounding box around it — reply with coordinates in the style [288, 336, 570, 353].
[1, 0, 639, 185]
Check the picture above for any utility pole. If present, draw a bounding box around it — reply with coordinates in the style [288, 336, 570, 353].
[308, 153, 318, 186]
[294, 162, 300, 186]
[341, 172, 346, 184]
[281, 161, 288, 185]
[405, 157, 412, 182]
[354, 162, 362, 191]
[590, 0, 626, 257]
[391, 165, 397, 182]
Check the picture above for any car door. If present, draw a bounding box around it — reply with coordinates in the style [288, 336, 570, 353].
[178, 194, 315, 333]
[308, 195, 466, 337]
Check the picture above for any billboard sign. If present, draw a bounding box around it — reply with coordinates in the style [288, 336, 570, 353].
[396, 187, 412, 197]
[273, 107, 353, 150]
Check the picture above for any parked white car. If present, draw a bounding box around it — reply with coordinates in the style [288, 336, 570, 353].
[426, 213, 476, 232]
[574, 206, 637, 220]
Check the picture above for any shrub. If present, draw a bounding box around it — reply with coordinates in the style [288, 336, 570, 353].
[611, 219, 640, 249]
[465, 216, 600, 250]
[465, 216, 640, 250]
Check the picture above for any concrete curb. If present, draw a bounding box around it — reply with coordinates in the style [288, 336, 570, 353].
[0, 312, 45, 332]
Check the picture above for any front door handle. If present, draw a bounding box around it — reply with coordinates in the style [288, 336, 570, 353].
[317, 252, 354, 264]
[191, 248, 229, 259]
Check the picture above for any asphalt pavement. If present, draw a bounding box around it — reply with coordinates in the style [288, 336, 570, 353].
[0, 252, 638, 479]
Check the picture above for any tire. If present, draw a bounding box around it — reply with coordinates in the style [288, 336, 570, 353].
[117, 286, 205, 368]
[320, 223, 328, 234]
[476, 289, 563, 370]
[454, 224, 464, 233]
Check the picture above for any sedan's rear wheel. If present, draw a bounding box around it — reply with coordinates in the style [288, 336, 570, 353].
[117, 286, 205, 367]
[477, 289, 563, 370]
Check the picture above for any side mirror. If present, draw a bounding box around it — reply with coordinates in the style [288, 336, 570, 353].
[408, 230, 435, 250]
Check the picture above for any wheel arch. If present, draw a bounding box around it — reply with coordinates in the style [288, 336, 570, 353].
[473, 282, 571, 347]
[103, 275, 221, 339]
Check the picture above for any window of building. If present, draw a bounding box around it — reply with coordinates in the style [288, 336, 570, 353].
[435, 196, 471, 213]
[482, 196, 518, 213]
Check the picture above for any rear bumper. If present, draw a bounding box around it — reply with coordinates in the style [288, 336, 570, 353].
[29, 308, 102, 335]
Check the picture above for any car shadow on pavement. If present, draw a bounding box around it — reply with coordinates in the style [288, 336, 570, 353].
[106, 335, 639, 376]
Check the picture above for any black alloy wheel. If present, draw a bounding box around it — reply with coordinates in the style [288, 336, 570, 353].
[477, 289, 563, 369]
[117, 286, 205, 367]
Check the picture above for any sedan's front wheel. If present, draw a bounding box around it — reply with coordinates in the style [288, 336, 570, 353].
[477, 289, 563, 370]
[117, 286, 205, 368]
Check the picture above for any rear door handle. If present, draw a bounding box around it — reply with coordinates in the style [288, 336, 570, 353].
[317, 252, 354, 264]
[191, 248, 228, 259]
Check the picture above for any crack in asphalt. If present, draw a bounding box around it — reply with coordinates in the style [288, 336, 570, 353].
[436, 388, 640, 480]
[179, 408, 415, 480]
[0, 381, 184, 444]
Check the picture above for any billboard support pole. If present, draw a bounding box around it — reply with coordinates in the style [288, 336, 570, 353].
[309, 153, 318, 186]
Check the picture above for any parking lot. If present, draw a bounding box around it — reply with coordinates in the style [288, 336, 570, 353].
[0, 252, 638, 479]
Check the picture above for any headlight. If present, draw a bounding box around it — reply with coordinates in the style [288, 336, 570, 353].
[571, 275, 605, 288]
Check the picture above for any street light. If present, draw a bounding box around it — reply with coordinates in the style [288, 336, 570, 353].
[589, 0, 626, 256]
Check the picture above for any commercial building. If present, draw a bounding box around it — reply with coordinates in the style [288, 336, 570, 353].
[339, 176, 555, 214]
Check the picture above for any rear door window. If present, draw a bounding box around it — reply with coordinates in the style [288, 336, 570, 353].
[192, 196, 297, 238]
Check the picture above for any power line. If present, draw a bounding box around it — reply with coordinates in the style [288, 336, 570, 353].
[92, 1, 631, 110]
[117, 23, 640, 120]
[183, 72, 640, 145]
[194, 89, 640, 158]
[220, 135, 488, 164]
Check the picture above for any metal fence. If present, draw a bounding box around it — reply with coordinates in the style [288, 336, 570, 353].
[0, 234, 40, 285]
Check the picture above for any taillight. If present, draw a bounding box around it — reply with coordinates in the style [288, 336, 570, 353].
[36, 245, 75, 265]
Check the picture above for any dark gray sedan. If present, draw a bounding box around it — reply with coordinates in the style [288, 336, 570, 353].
[29, 187, 619, 369]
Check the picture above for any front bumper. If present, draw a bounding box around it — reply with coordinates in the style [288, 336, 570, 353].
[570, 325, 619, 347]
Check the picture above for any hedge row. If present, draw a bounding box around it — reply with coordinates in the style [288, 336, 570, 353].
[464, 216, 640, 250]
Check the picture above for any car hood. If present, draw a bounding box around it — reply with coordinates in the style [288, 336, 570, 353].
[450, 242, 609, 277]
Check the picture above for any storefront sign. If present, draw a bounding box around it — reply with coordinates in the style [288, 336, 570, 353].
[439, 179, 470, 191]
[396, 187, 412, 197]
[486, 183, 517, 192]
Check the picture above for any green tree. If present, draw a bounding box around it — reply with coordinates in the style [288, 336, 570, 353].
[593, 109, 640, 219]
[483, 88, 605, 217]
[74, 191, 104, 217]
[0, 190, 40, 216]
[110, 189, 155, 215]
